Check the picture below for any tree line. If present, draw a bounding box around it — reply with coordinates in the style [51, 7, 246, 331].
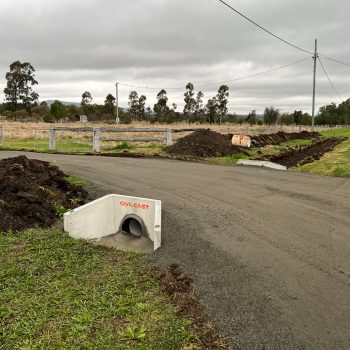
[1, 60, 349, 126]
[125, 83, 230, 124]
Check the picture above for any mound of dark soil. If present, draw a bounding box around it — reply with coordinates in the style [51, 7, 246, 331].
[0, 155, 89, 232]
[262, 137, 346, 168]
[250, 131, 321, 147]
[153, 264, 228, 349]
[167, 129, 246, 158]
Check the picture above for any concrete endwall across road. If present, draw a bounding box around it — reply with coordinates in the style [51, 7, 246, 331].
[1, 151, 349, 350]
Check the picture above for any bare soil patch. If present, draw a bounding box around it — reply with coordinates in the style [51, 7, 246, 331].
[0, 155, 89, 232]
[152, 263, 229, 349]
[167, 129, 247, 158]
[261, 137, 347, 168]
[250, 131, 321, 147]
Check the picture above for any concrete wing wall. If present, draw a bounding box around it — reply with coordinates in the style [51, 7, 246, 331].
[64, 195, 116, 239]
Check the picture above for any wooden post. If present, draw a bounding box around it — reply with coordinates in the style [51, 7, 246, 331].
[49, 129, 56, 150]
[93, 128, 101, 153]
[166, 129, 173, 146]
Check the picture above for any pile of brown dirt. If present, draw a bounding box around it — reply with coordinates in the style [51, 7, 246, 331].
[167, 129, 246, 158]
[152, 264, 229, 349]
[261, 137, 346, 168]
[0, 155, 89, 232]
[250, 131, 321, 147]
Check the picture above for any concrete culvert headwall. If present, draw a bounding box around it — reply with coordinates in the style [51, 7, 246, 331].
[63, 194, 161, 251]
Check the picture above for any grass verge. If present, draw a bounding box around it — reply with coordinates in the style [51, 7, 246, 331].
[208, 152, 251, 165]
[0, 138, 92, 153]
[294, 128, 350, 177]
[0, 228, 198, 349]
[0, 139, 167, 157]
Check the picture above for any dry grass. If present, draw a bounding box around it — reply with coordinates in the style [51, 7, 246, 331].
[0, 121, 335, 141]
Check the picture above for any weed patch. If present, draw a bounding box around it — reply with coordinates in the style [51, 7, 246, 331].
[66, 175, 90, 188]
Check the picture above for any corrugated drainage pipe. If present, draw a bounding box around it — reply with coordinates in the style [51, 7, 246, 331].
[122, 218, 143, 238]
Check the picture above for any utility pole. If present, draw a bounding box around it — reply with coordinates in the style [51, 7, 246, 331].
[311, 39, 318, 131]
[115, 81, 119, 124]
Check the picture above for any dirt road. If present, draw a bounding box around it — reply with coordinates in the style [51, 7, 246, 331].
[2, 151, 349, 350]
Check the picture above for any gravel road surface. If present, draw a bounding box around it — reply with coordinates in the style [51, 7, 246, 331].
[2, 151, 349, 350]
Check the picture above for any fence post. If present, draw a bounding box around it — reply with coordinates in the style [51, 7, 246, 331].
[166, 129, 173, 146]
[49, 129, 56, 150]
[0, 126, 3, 146]
[93, 128, 101, 153]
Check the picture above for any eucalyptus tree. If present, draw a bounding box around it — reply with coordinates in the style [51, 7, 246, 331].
[216, 85, 229, 124]
[81, 91, 93, 115]
[4, 60, 39, 113]
[104, 93, 116, 115]
[154, 89, 170, 121]
[184, 82, 196, 120]
[206, 97, 218, 124]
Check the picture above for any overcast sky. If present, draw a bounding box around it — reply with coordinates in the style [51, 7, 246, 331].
[0, 0, 349, 114]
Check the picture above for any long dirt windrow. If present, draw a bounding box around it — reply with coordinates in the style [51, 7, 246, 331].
[261, 137, 347, 168]
[249, 131, 321, 147]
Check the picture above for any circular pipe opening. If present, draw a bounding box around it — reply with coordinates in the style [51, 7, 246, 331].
[122, 218, 143, 238]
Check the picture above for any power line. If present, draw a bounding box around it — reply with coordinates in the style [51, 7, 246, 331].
[217, 1, 350, 70]
[318, 56, 344, 102]
[217, 0, 313, 55]
[318, 53, 350, 67]
[118, 83, 182, 90]
[118, 57, 311, 91]
[197, 57, 311, 87]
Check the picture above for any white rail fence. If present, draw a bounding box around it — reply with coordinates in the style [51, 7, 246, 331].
[0, 126, 199, 152]
[49, 127, 202, 152]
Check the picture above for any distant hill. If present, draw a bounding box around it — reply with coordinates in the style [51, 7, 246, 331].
[44, 100, 80, 107]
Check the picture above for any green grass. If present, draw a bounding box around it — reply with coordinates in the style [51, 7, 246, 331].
[294, 128, 350, 177]
[54, 204, 69, 219]
[127, 146, 166, 156]
[147, 143, 167, 150]
[209, 152, 252, 165]
[66, 175, 90, 189]
[112, 141, 132, 150]
[0, 138, 92, 153]
[0, 138, 168, 157]
[103, 142, 167, 156]
[280, 139, 313, 147]
[0, 228, 198, 349]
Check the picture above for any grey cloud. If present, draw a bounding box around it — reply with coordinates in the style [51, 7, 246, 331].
[0, 0, 349, 114]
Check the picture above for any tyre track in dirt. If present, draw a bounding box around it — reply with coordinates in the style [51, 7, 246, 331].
[1, 151, 349, 350]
